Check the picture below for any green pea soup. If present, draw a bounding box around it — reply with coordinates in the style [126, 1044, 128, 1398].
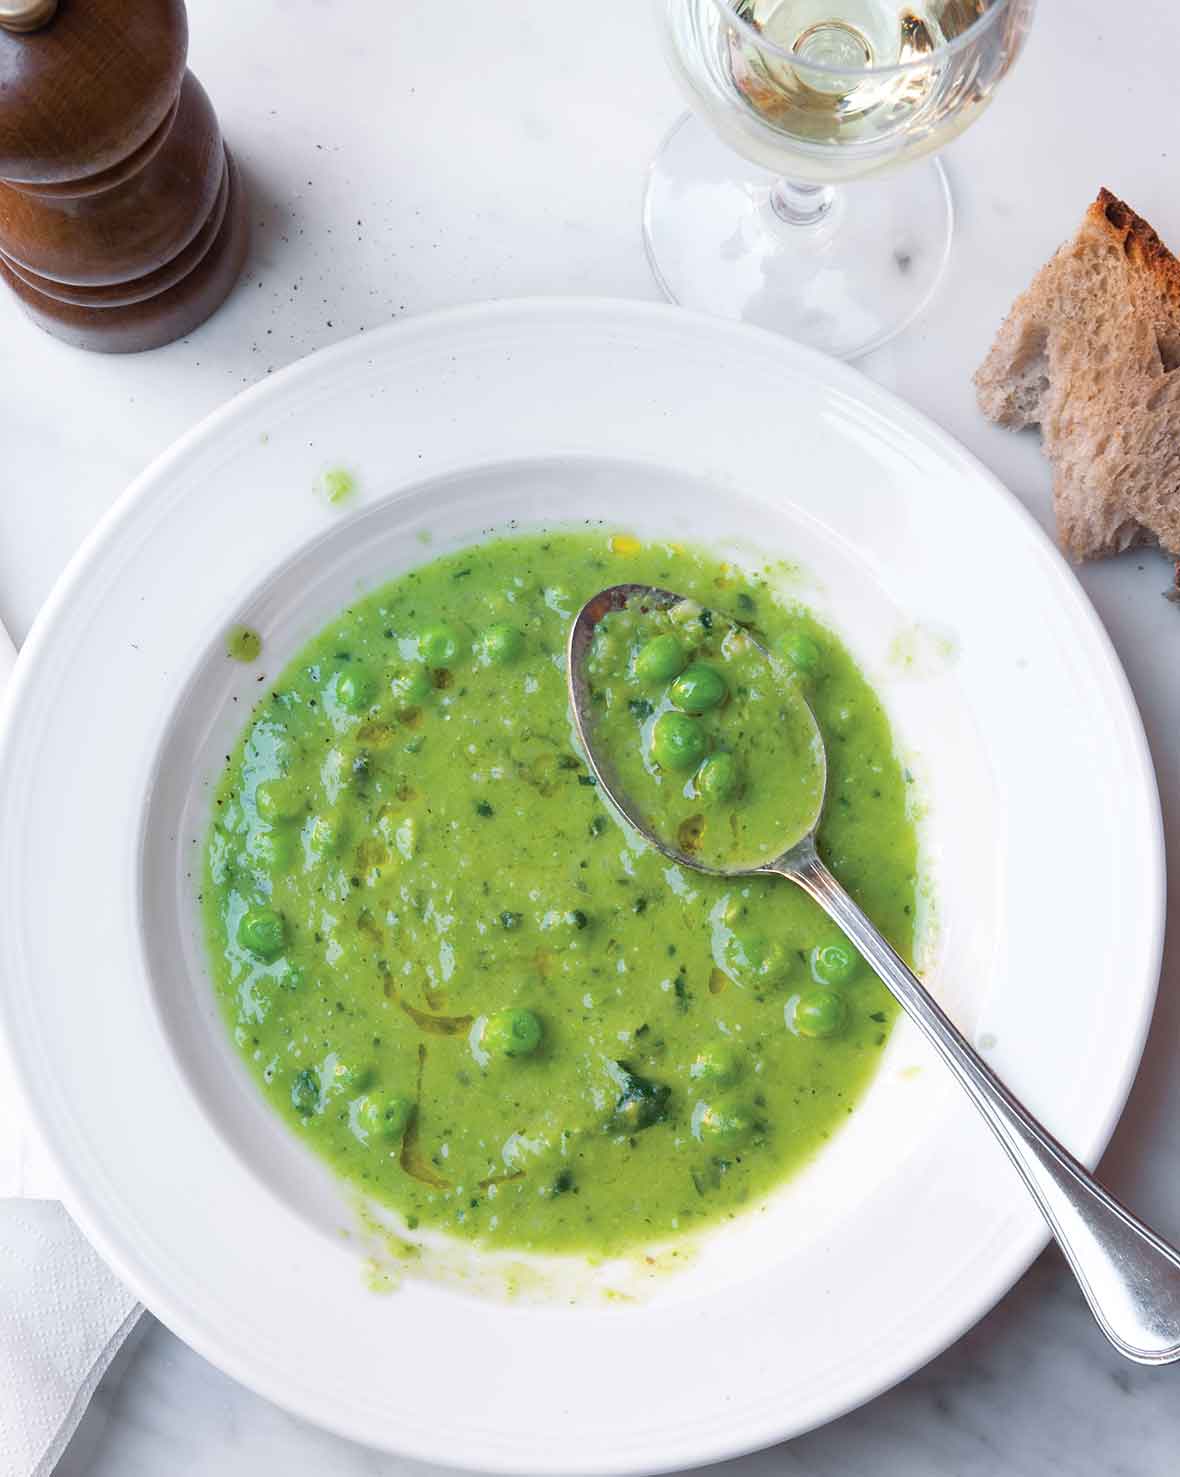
[203, 530, 919, 1255]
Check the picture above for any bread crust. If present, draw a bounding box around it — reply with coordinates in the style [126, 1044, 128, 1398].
[1094, 188, 1180, 304]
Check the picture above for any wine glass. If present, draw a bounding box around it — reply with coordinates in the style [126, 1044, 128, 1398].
[645, 0, 1035, 358]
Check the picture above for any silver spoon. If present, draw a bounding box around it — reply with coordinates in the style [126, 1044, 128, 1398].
[569, 583, 1180, 1365]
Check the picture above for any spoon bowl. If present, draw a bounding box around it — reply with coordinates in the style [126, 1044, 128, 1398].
[568, 581, 827, 873]
[569, 581, 1180, 1368]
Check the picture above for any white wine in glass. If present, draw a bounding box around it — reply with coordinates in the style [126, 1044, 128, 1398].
[646, 0, 1034, 356]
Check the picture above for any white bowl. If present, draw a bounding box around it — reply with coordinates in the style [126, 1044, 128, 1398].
[0, 301, 1162, 1474]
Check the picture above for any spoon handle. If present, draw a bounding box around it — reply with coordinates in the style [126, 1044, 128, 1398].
[784, 842, 1180, 1365]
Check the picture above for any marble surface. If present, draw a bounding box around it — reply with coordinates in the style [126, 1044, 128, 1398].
[4, 0, 1180, 1471]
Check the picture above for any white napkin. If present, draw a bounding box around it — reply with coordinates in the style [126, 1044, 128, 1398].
[0, 618, 143, 1477]
[0, 1204, 141, 1477]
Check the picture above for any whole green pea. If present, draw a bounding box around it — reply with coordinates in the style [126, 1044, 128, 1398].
[691, 1098, 755, 1144]
[724, 930, 791, 987]
[418, 623, 462, 666]
[695, 751, 739, 802]
[238, 907, 286, 960]
[480, 623, 524, 665]
[689, 1044, 743, 1088]
[355, 1092, 414, 1141]
[482, 1008, 543, 1058]
[336, 664, 378, 713]
[650, 711, 707, 772]
[331, 1060, 374, 1093]
[811, 941, 860, 985]
[671, 663, 728, 714]
[634, 633, 687, 683]
[255, 778, 303, 822]
[793, 988, 847, 1039]
[392, 664, 433, 703]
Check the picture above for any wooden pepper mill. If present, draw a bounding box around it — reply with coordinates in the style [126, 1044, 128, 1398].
[0, 0, 248, 352]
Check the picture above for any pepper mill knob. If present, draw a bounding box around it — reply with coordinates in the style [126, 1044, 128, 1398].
[0, 1, 58, 33]
[0, 0, 248, 352]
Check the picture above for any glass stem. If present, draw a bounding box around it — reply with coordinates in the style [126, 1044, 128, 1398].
[769, 179, 835, 227]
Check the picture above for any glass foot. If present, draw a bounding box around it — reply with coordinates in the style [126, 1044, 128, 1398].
[642, 113, 954, 360]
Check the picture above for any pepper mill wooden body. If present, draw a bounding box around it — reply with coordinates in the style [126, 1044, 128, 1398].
[0, 0, 248, 353]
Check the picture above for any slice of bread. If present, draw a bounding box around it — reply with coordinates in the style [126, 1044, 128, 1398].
[976, 188, 1180, 562]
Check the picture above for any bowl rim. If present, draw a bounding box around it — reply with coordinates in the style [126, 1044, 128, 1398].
[0, 297, 1164, 1474]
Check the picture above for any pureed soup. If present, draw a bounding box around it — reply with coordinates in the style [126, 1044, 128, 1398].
[203, 531, 918, 1255]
